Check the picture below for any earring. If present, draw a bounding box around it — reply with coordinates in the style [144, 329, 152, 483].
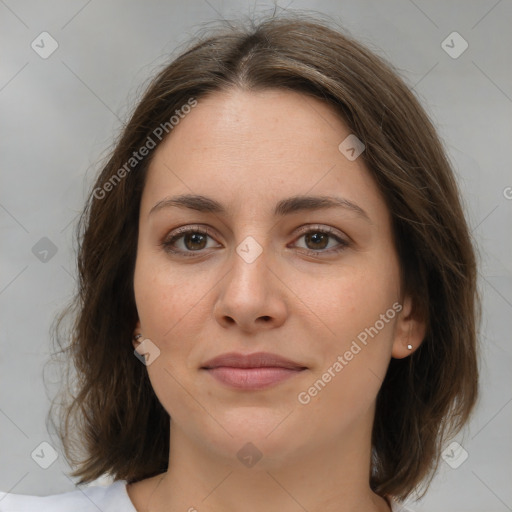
[407, 344, 413, 350]
[134, 333, 143, 342]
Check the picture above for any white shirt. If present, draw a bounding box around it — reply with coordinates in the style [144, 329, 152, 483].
[0, 480, 415, 511]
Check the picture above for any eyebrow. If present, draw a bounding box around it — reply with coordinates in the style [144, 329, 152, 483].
[149, 194, 371, 221]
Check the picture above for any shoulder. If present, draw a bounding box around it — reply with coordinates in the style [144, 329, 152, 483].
[389, 496, 418, 512]
[0, 480, 136, 512]
[390, 498, 419, 511]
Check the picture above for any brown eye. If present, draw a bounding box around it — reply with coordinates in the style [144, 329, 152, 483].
[304, 232, 330, 250]
[182, 232, 208, 251]
[292, 226, 349, 256]
[161, 227, 220, 256]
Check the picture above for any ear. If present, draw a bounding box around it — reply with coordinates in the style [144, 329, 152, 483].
[391, 295, 426, 359]
[132, 320, 142, 350]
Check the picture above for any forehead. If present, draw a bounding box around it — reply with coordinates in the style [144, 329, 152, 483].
[154, 88, 348, 166]
[141, 88, 387, 223]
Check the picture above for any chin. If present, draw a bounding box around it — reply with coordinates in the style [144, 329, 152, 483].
[195, 410, 303, 467]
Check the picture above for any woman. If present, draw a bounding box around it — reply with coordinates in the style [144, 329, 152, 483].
[0, 12, 479, 512]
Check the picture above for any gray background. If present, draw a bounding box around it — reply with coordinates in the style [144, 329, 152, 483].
[1, 1, 511, 511]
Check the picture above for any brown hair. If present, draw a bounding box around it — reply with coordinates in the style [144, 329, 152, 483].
[50, 11, 479, 501]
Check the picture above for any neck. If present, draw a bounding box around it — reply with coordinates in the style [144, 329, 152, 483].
[140, 406, 390, 512]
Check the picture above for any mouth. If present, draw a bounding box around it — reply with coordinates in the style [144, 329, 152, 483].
[201, 352, 307, 390]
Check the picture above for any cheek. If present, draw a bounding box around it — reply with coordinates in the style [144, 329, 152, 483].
[134, 251, 201, 335]
[309, 262, 399, 341]
[299, 255, 400, 406]
[133, 257, 203, 418]
[296, 280, 399, 432]
[133, 252, 215, 381]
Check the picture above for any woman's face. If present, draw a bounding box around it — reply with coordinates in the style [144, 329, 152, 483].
[133, 88, 415, 467]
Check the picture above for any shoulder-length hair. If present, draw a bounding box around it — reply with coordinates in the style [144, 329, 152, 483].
[50, 12, 479, 501]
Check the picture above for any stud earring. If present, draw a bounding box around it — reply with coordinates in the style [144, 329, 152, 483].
[134, 333, 143, 342]
[407, 344, 413, 350]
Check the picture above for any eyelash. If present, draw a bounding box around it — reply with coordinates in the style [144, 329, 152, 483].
[160, 225, 349, 258]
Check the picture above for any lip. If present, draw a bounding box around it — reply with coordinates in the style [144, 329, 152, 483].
[201, 352, 307, 390]
[202, 352, 305, 370]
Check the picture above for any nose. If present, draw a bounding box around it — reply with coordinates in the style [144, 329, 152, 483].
[213, 240, 288, 333]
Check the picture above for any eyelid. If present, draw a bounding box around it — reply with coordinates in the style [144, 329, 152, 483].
[293, 223, 347, 241]
[165, 224, 216, 239]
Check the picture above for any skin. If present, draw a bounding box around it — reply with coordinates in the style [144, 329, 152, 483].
[128, 88, 425, 512]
